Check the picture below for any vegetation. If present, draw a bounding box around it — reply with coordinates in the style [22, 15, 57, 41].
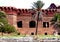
[51, 13, 60, 28]
[32, 0, 44, 35]
[4, 24, 16, 33]
[0, 11, 16, 36]
[0, 34, 60, 38]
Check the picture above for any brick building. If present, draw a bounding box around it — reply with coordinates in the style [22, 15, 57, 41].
[0, 4, 60, 35]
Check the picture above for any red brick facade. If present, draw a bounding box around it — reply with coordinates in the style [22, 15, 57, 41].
[0, 6, 60, 35]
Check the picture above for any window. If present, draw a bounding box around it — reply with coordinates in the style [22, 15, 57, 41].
[17, 21, 22, 28]
[43, 22, 49, 28]
[45, 33, 47, 35]
[58, 33, 60, 35]
[29, 21, 36, 28]
[47, 22, 49, 27]
[31, 32, 34, 35]
[43, 22, 46, 28]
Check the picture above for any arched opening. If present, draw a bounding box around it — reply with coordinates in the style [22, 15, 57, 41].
[17, 21, 22, 28]
[31, 32, 34, 35]
[42, 10, 44, 12]
[4, 7, 7, 10]
[25, 9, 28, 13]
[45, 33, 47, 35]
[18, 9, 21, 12]
[49, 10, 51, 12]
[52, 10, 54, 12]
[29, 21, 36, 28]
[58, 33, 60, 35]
[22, 9, 24, 13]
[11, 7, 14, 11]
[8, 7, 10, 10]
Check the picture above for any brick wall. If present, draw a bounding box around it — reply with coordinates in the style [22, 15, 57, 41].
[0, 6, 60, 35]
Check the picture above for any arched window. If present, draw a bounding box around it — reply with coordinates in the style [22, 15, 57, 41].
[29, 21, 36, 28]
[17, 21, 22, 28]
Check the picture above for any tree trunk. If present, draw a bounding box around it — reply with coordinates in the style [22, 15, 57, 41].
[35, 19, 38, 35]
[35, 11, 40, 35]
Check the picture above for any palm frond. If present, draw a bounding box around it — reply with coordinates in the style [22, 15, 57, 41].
[0, 11, 6, 18]
[51, 13, 60, 28]
[32, 1, 44, 9]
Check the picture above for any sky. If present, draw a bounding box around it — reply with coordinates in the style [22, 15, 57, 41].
[0, 0, 60, 9]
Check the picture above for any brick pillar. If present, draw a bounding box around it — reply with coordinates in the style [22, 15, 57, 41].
[7, 14, 17, 29]
[12, 14, 17, 29]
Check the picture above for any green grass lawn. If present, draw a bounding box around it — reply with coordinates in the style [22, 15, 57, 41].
[37, 35, 60, 39]
[0, 34, 60, 39]
[0, 33, 60, 38]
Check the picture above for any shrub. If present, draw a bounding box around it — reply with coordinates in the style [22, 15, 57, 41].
[4, 24, 16, 33]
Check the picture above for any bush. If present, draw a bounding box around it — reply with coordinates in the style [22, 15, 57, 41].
[4, 24, 16, 33]
[0, 11, 16, 35]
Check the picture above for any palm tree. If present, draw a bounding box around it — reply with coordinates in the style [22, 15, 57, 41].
[0, 11, 16, 36]
[0, 11, 8, 24]
[50, 13, 60, 35]
[0, 11, 6, 36]
[32, 0, 44, 35]
[51, 13, 60, 28]
[0, 11, 6, 18]
[0, 22, 4, 36]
